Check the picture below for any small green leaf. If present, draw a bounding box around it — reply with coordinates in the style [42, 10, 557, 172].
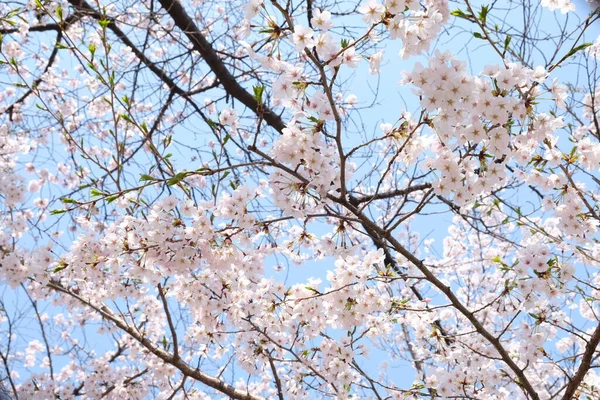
[473, 32, 484, 39]
[504, 35, 511, 52]
[60, 197, 78, 204]
[90, 188, 104, 197]
[478, 5, 489, 26]
[253, 85, 265, 103]
[207, 119, 218, 131]
[167, 172, 187, 186]
[139, 174, 155, 182]
[50, 209, 67, 215]
[52, 265, 68, 273]
[105, 195, 119, 203]
[450, 9, 471, 19]
[563, 43, 593, 60]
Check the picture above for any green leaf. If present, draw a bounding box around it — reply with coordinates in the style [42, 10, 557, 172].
[105, 195, 119, 203]
[139, 174, 155, 182]
[120, 114, 134, 124]
[55, 5, 63, 20]
[207, 119, 218, 131]
[253, 85, 265, 103]
[167, 172, 187, 186]
[563, 43, 593, 60]
[305, 286, 321, 294]
[52, 265, 68, 273]
[473, 32, 484, 39]
[60, 197, 78, 204]
[504, 35, 511, 52]
[223, 134, 230, 145]
[478, 5, 489, 26]
[99, 19, 110, 29]
[50, 209, 67, 215]
[340, 38, 349, 49]
[90, 188, 104, 197]
[450, 9, 470, 19]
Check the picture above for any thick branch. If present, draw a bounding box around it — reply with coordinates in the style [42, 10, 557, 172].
[342, 200, 541, 400]
[560, 322, 600, 400]
[156, 0, 286, 133]
[351, 183, 433, 204]
[48, 282, 264, 400]
[67, 0, 217, 99]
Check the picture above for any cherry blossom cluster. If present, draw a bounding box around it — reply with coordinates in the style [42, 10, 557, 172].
[540, 0, 576, 13]
[375, 0, 450, 58]
[1, 0, 600, 398]
[401, 50, 569, 207]
[11, 193, 445, 398]
[269, 123, 340, 216]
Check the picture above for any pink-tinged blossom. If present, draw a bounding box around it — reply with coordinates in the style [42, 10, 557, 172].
[292, 25, 314, 52]
[311, 9, 333, 31]
[369, 50, 383, 74]
[551, 78, 568, 108]
[385, 0, 407, 13]
[540, 0, 576, 13]
[359, 0, 385, 24]
[341, 46, 362, 68]
[243, 0, 263, 19]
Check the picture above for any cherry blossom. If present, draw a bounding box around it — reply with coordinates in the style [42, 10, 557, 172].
[1, 0, 600, 399]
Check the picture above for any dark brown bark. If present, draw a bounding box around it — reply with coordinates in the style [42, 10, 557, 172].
[157, 0, 286, 133]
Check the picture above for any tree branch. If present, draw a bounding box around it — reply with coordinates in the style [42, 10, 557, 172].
[157, 0, 286, 133]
